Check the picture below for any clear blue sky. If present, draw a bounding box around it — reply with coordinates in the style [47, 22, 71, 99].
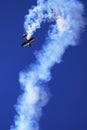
[0, 0, 87, 130]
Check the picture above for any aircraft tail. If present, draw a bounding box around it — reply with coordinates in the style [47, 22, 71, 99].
[22, 34, 27, 38]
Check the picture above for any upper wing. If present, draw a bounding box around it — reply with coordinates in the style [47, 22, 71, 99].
[21, 41, 28, 47]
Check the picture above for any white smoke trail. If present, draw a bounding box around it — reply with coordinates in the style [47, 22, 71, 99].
[11, 0, 85, 130]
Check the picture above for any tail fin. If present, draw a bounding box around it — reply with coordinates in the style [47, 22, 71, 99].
[22, 34, 27, 38]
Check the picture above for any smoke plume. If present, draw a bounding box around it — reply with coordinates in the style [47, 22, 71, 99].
[11, 0, 85, 130]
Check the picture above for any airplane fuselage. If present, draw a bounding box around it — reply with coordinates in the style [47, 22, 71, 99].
[21, 37, 35, 47]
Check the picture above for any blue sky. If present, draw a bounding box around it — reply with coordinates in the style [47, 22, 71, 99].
[0, 0, 87, 130]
